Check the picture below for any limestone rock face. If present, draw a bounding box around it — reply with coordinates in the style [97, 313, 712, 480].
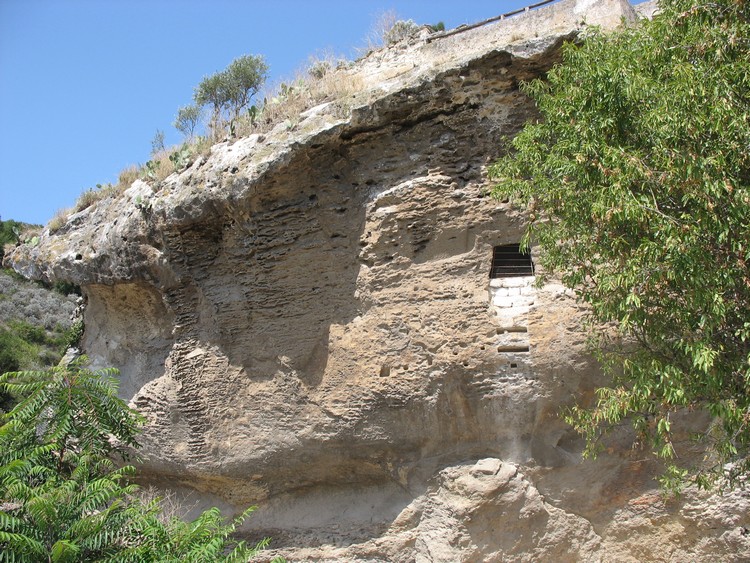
[8, 1, 749, 560]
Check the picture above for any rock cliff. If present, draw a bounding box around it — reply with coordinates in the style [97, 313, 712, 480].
[8, 0, 749, 560]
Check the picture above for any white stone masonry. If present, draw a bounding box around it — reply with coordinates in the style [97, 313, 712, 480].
[489, 276, 536, 329]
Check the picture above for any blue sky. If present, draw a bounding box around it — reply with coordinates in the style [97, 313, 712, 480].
[0, 0, 643, 225]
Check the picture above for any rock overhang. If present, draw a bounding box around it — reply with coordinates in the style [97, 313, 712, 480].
[9, 2, 746, 561]
[5, 0, 636, 288]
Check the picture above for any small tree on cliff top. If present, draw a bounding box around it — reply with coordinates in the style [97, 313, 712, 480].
[173, 104, 203, 140]
[194, 54, 269, 132]
[490, 0, 750, 491]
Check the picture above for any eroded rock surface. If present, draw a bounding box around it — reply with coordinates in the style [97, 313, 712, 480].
[8, 0, 749, 560]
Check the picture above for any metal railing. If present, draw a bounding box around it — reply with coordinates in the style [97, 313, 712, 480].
[426, 0, 560, 43]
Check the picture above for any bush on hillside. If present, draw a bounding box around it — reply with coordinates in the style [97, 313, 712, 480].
[195, 54, 269, 131]
[0, 218, 22, 262]
[0, 360, 278, 561]
[491, 0, 750, 490]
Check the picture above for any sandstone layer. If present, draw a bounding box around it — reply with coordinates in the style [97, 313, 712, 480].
[8, 0, 749, 560]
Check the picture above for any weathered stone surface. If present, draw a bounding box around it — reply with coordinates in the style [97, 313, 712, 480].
[635, 0, 660, 18]
[7, 0, 749, 560]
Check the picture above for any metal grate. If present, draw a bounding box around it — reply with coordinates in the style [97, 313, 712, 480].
[490, 244, 534, 278]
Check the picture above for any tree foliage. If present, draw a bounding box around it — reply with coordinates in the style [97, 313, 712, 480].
[194, 54, 269, 128]
[173, 105, 203, 140]
[490, 0, 750, 490]
[0, 360, 275, 561]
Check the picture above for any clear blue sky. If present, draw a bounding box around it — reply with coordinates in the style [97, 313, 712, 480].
[0, 0, 643, 226]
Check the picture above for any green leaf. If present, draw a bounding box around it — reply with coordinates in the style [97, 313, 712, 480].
[490, 0, 750, 491]
[51, 539, 80, 562]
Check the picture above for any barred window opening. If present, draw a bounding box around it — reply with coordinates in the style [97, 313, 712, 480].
[490, 244, 534, 278]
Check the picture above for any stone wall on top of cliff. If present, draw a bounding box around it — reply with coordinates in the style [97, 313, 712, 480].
[7, 1, 749, 561]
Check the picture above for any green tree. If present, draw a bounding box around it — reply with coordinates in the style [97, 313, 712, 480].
[150, 130, 166, 156]
[222, 55, 269, 120]
[193, 73, 227, 127]
[0, 360, 274, 561]
[173, 105, 203, 140]
[194, 54, 268, 131]
[490, 0, 750, 490]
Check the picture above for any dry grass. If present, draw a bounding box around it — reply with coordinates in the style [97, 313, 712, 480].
[365, 9, 399, 51]
[233, 55, 362, 138]
[44, 50, 368, 232]
[135, 486, 199, 524]
[73, 182, 126, 214]
[48, 208, 72, 233]
[19, 225, 42, 243]
[193, 134, 215, 161]
[143, 150, 178, 184]
[73, 189, 100, 212]
[117, 165, 140, 190]
[357, 10, 419, 55]
[59, 143, 196, 224]
[49, 185, 114, 231]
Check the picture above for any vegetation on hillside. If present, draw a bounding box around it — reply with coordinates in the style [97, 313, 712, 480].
[0, 268, 78, 415]
[3, 15, 425, 557]
[0, 360, 279, 561]
[490, 0, 750, 491]
[0, 219, 23, 264]
[195, 54, 269, 130]
[44, 13, 437, 234]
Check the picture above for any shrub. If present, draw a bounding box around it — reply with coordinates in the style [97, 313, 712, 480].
[0, 328, 38, 381]
[364, 10, 419, 51]
[74, 188, 100, 212]
[140, 147, 187, 186]
[48, 209, 70, 233]
[0, 336, 20, 375]
[0, 218, 22, 262]
[117, 165, 140, 190]
[174, 104, 203, 139]
[0, 319, 73, 382]
[308, 60, 331, 80]
[194, 54, 269, 132]
[0, 270, 76, 331]
[0, 361, 276, 561]
[490, 0, 750, 490]
[150, 129, 166, 155]
[65, 318, 84, 349]
[52, 280, 81, 297]
[0, 271, 77, 415]
[168, 142, 197, 172]
[383, 19, 419, 45]
[8, 320, 46, 345]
